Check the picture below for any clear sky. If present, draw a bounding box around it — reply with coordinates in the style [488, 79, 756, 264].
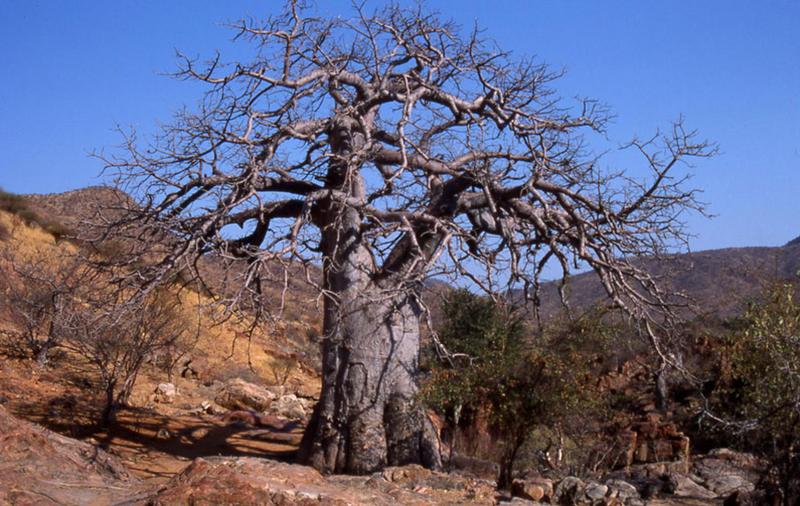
[1, 1, 798, 252]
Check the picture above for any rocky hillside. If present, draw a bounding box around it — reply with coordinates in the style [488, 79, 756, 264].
[1, 400, 770, 505]
[533, 240, 800, 319]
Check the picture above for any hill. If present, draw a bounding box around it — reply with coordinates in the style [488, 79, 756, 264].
[0, 188, 322, 482]
[534, 241, 800, 319]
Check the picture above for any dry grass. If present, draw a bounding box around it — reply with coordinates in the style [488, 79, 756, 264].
[0, 189, 74, 241]
[0, 202, 320, 388]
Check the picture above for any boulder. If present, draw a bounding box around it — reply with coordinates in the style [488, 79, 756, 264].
[154, 382, 176, 403]
[270, 393, 308, 420]
[152, 459, 499, 505]
[691, 449, 761, 497]
[584, 481, 609, 501]
[214, 378, 276, 412]
[200, 399, 226, 415]
[668, 473, 718, 500]
[513, 476, 554, 502]
[151, 457, 363, 505]
[618, 414, 690, 472]
[605, 479, 641, 502]
[512, 479, 546, 501]
[554, 476, 586, 504]
[0, 405, 147, 505]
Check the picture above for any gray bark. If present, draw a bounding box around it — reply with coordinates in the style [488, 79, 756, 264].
[298, 287, 442, 473]
[298, 211, 441, 473]
[296, 115, 442, 473]
[655, 365, 669, 412]
[299, 288, 441, 474]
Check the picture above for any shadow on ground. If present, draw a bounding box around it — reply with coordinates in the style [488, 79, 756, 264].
[13, 399, 303, 480]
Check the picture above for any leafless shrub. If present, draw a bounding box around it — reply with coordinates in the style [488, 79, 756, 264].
[0, 251, 89, 365]
[269, 354, 295, 386]
[58, 288, 194, 425]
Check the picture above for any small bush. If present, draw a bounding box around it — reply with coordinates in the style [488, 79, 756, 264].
[59, 288, 194, 426]
[270, 355, 296, 385]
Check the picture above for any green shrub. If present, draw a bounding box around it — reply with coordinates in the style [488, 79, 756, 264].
[712, 281, 800, 504]
[423, 290, 611, 487]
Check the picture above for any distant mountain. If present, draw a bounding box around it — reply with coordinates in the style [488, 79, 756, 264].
[534, 241, 800, 319]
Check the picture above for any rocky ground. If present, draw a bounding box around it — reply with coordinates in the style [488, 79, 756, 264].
[0, 399, 767, 505]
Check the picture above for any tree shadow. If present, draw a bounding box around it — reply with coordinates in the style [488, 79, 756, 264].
[10, 399, 303, 480]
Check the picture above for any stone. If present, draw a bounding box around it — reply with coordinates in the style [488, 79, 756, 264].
[554, 476, 586, 504]
[668, 473, 717, 500]
[270, 393, 307, 420]
[584, 481, 609, 501]
[527, 477, 554, 500]
[152, 458, 500, 504]
[512, 479, 545, 501]
[154, 382, 176, 403]
[692, 449, 761, 497]
[214, 378, 276, 411]
[200, 400, 226, 415]
[0, 405, 146, 504]
[605, 479, 640, 501]
[704, 473, 754, 497]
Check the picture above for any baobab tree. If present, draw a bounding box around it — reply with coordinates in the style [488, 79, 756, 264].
[99, 1, 712, 474]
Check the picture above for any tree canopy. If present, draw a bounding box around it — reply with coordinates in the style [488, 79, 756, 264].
[98, 1, 713, 473]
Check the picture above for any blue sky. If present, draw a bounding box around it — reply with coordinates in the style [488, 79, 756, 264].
[1, 1, 798, 252]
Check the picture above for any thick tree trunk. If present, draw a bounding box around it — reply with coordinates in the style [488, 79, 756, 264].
[298, 115, 441, 473]
[299, 288, 442, 474]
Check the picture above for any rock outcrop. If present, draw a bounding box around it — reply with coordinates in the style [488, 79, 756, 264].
[618, 413, 691, 472]
[213, 378, 313, 420]
[215, 378, 277, 412]
[0, 404, 148, 505]
[150, 459, 498, 505]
